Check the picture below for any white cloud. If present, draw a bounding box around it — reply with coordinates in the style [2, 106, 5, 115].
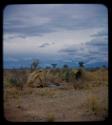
[4, 28, 102, 56]
[3, 4, 108, 68]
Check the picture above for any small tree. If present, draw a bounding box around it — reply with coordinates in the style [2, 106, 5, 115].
[31, 59, 39, 72]
[63, 64, 68, 69]
[76, 61, 85, 81]
[102, 65, 106, 68]
[51, 64, 57, 69]
[45, 66, 51, 69]
[79, 61, 84, 68]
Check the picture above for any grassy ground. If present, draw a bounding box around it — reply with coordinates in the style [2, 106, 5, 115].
[4, 68, 108, 122]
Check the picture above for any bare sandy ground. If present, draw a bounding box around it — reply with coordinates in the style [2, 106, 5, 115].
[4, 83, 108, 122]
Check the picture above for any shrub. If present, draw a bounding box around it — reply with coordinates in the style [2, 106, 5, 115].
[9, 77, 18, 85]
[8, 77, 23, 90]
[64, 71, 70, 82]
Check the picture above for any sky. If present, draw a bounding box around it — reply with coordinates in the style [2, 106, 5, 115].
[3, 4, 108, 68]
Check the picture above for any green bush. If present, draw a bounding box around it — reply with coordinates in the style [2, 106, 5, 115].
[64, 71, 70, 82]
[9, 77, 18, 85]
[8, 77, 23, 90]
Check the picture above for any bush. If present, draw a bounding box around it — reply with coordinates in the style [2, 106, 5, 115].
[9, 77, 18, 85]
[8, 76, 23, 90]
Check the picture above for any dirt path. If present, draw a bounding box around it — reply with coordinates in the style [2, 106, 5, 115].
[4, 85, 108, 122]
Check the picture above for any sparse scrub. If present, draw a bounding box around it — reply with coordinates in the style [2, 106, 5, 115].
[4, 69, 28, 90]
[9, 77, 18, 85]
[73, 81, 92, 90]
[4, 87, 22, 99]
[46, 72, 62, 83]
[4, 67, 108, 121]
[64, 71, 70, 82]
[36, 89, 56, 97]
[8, 77, 23, 90]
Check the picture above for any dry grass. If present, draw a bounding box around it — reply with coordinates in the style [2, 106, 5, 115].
[4, 87, 21, 100]
[87, 95, 100, 115]
[86, 69, 108, 82]
[35, 88, 56, 97]
[82, 91, 108, 120]
[4, 86, 34, 101]
[46, 113, 55, 122]
[71, 68, 108, 91]
[4, 68, 108, 121]
[4, 85, 108, 121]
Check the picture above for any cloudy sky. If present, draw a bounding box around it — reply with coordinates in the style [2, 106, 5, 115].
[3, 4, 108, 68]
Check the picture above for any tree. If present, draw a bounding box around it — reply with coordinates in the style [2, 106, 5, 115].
[102, 65, 106, 68]
[51, 64, 57, 68]
[45, 66, 51, 70]
[79, 61, 84, 67]
[63, 64, 68, 69]
[31, 59, 39, 71]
